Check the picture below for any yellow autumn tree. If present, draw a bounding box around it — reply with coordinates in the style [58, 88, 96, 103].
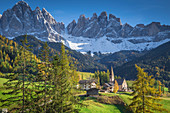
[129, 65, 167, 113]
[113, 80, 119, 93]
[158, 80, 162, 96]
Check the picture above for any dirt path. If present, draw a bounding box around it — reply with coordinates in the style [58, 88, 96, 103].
[160, 97, 170, 100]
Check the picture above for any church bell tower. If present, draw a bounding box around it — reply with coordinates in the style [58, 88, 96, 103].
[110, 66, 114, 83]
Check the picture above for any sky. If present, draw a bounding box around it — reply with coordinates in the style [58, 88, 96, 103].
[0, 0, 170, 27]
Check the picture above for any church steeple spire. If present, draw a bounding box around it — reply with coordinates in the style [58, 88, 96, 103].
[110, 66, 114, 83]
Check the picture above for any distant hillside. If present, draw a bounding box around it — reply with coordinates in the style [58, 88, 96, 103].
[13, 35, 107, 72]
[98, 50, 146, 68]
[115, 41, 170, 86]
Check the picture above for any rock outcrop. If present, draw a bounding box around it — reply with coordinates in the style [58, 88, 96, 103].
[67, 12, 170, 42]
[0, 1, 65, 41]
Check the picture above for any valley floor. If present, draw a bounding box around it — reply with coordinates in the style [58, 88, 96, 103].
[0, 78, 169, 113]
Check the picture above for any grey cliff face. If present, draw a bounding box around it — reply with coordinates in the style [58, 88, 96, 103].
[0, 1, 65, 41]
[67, 20, 76, 34]
[118, 23, 133, 37]
[71, 14, 89, 37]
[67, 12, 170, 42]
[67, 11, 122, 38]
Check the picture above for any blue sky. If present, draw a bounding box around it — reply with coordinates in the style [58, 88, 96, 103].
[0, 0, 170, 26]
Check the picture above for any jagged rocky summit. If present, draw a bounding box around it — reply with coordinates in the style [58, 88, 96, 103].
[0, 1, 64, 41]
[67, 11, 170, 41]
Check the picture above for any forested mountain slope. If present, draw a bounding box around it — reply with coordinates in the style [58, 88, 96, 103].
[115, 41, 170, 86]
[13, 35, 107, 72]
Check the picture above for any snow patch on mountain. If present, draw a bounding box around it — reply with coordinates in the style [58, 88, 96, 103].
[62, 34, 170, 54]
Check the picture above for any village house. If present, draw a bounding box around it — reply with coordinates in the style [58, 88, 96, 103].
[79, 79, 97, 90]
[103, 66, 128, 92]
[79, 79, 99, 96]
[103, 83, 114, 92]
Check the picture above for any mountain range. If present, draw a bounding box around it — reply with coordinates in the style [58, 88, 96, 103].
[0, 1, 170, 54]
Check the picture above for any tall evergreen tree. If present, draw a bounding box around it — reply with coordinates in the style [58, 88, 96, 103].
[129, 65, 167, 113]
[106, 69, 110, 83]
[97, 74, 100, 89]
[35, 42, 52, 113]
[50, 43, 81, 113]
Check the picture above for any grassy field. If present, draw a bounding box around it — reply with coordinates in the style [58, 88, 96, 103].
[0, 78, 8, 88]
[79, 97, 128, 113]
[0, 78, 16, 109]
[78, 72, 94, 80]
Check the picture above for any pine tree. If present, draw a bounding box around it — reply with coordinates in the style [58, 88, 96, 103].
[106, 69, 110, 83]
[100, 71, 104, 85]
[102, 71, 106, 83]
[49, 43, 81, 112]
[129, 64, 167, 113]
[35, 42, 52, 113]
[113, 80, 119, 93]
[97, 74, 100, 89]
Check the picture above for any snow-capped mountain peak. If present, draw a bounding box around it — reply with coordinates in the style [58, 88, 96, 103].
[0, 1, 64, 41]
[0, 1, 170, 54]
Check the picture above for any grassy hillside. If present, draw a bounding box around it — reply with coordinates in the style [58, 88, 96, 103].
[80, 97, 126, 113]
[99, 50, 145, 68]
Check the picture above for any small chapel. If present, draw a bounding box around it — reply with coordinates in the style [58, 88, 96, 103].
[103, 66, 128, 92]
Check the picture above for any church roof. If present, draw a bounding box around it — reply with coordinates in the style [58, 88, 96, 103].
[103, 83, 114, 87]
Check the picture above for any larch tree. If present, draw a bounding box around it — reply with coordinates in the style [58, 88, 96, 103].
[129, 64, 167, 113]
[158, 80, 162, 96]
[113, 80, 119, 93]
